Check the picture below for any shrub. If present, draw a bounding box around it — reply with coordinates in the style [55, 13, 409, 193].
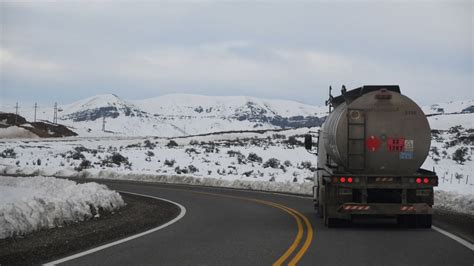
[175, 166, 189, 174]
[74, 146, 90, 153]
[227, 150, 243, 157]
[102, 152, 130, 167]
[452, 147, 469, 164]
[75, 159, 92, 171]
[0, 148, 16, 158]
[283, 160, 292, 167]
[286, 136, 303, 146]
[448, 125, 464, 136]
[185, 148, 200, 154]
[237, 154, 246, 165]
[167, 140, 179, 148]
[263, 158, 280, 169]
[164, 159, 176, 167]
[144, 139, 156, 149]
[243, 170, 254, 177]
[67, 150, 86, 160]
[247, 152, 263, 163]
[272, 134, 286, 139]
[188, 165, 199, 173]
[300, 161, 312, 169]
[430, 147, 440, 157]
[146, 151, 155, 157]
[455, 172, 464, 180]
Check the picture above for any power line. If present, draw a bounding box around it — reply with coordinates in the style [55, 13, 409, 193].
[15, 102, 19, 124]
[34, 103, 38, 122]
[53, 102, 58, 124]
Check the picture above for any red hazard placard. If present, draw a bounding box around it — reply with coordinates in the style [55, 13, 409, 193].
[366, 136, 381, 152]
[387, 138, 405, 152]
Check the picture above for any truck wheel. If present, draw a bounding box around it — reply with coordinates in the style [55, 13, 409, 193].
[326, 218, 343, 228]
[397, 215, 417, 228]
[324, 206, 344, 227]
[417, 215, 432, 228]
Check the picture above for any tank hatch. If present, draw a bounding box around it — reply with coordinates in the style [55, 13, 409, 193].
[331, 85, 401, 108]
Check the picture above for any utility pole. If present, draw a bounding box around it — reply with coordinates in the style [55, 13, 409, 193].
[34, 103, 37, 122]
[15, 102, 19, 124]
[102, 116, 106, 131]
[53, 102, 58, 124]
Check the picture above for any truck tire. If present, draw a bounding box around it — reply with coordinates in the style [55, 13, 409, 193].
[398, 215, 432, 228]
[323, 205, 345, 227]
[417, 215, 432, 228]
[397, 215, 417, 228]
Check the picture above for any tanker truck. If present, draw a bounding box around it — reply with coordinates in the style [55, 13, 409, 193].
[305, 85, 437, 228]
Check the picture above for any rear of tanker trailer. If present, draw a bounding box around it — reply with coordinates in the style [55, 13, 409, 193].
[305, 85, 437, 228]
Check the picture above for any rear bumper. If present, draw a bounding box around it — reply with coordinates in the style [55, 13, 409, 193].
[338, 203, 433, 215]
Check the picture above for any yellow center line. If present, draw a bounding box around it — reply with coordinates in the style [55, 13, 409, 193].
[257, 201, 304, 266]
[148, 186, 313, 265]
[288, 209, 313, 266]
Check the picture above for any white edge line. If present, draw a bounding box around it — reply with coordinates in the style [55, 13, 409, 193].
[43, 191, 187, 266]
[432, 226, 474, 251]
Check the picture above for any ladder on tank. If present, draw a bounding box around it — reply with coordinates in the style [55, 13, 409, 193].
[347, 109, 366, 171]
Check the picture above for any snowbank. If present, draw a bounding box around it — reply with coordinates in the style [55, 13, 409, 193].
[434, 190, 474, 216]
[0, 126, 39, 139]
[0, 176, 125, 239]
[67, 170, 313, 196]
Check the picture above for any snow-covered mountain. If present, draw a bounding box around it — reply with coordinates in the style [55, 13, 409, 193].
[423, 99, 474, 130]
[2, 93, 472, 137]
[52, 94, 327, 137]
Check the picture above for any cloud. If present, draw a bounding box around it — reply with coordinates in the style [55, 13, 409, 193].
[0, 48, 65, 80]
[0, 1, 472, 105]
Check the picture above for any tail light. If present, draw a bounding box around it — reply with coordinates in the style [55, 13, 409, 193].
[332, 176, 359, 184]
[423, 178, 429, 184]
[416, 178, 422, 184]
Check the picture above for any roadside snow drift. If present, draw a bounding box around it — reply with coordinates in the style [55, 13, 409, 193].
[0, 176, 125, 239]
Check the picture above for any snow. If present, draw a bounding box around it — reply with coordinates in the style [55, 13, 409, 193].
[0, 96, 472, 216]
[0, 126, 39, 139]
[133, 93, 328, 118]
[0, 94, 327, 137]
[434, 190, 474, 215]
[422, 99, 474, 115]
[427, 113, 473, 130]
[0, 176, 125, 239]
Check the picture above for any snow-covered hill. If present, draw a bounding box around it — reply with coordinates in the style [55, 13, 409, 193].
[424, 100, 474, 130]
[1, 94, 472, 137]
[0, 94, 327, 137]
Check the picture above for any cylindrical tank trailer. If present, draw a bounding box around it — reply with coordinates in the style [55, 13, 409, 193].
[306, 85, 437, 228]
[321, 87, 431, 175]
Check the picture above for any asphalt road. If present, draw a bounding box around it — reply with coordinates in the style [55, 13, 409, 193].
[57, 180, 473, 266]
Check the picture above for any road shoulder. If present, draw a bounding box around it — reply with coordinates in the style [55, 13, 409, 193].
[433, 208, 474, 245]
[0, 193, 180, 265]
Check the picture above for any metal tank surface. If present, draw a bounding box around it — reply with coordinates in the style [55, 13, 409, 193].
[321, 86, 431, 175]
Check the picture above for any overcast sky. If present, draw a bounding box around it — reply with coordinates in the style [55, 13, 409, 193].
[0, 1, 472, 107]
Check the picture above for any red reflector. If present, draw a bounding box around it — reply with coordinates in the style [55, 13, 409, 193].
[348, 177, 353, 183]
[416, 178, 422, 184]
[340, 177, 346, 183]
[423, 178, 429, 184]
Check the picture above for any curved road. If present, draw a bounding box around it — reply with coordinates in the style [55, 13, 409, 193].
[54, 180, 472, 266]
